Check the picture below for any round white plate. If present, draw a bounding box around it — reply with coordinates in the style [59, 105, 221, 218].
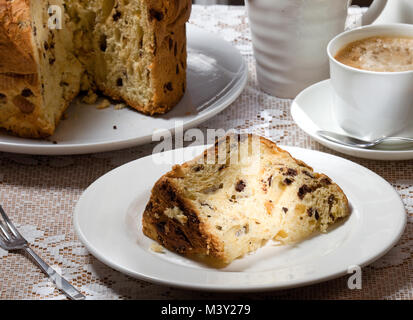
[0, 25, 247, 155]
[73, 145, 406, 292]
[291, 80, 413, 161]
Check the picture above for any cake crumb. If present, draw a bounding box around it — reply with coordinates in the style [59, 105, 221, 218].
[82, 90, 98, 104]
[150, 243, 165, 254]
[114, 103, 126, 110]
[96, 99, 111, 110]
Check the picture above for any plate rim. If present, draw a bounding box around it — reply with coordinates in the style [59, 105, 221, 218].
[0, 26, 248, 156]
[73, 145, 407, 292]
[291, 79, 413, 161]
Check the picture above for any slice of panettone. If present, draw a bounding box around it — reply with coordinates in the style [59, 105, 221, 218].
[142, 134, 350, 266]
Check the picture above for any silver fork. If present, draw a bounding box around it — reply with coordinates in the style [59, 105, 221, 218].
[0, 205, 85, 300]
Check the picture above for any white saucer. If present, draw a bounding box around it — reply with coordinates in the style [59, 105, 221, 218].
[0, 25, 247, 155]
[291, 80, 413, 161]
[73, 145, 406, 291]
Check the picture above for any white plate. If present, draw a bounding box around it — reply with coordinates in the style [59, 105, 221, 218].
[291, 80, 413, 161]
[73, 145, 406, 291]
[0, 25, 247, 155]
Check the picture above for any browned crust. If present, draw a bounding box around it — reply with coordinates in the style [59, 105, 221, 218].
[142, 175, 225, 261]
[0, 0, 57, 138]
[142, 134, 350, 264]
[0, 0, 37, 74]
[147, 0, 191, 114]
[99, 0, 191, 115]
[0, 0, 192, 138]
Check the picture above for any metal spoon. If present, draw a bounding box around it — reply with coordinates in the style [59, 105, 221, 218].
[317, 130, 413, 149]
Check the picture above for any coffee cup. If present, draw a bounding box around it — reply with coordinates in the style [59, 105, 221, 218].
[327, 23, 413, 141]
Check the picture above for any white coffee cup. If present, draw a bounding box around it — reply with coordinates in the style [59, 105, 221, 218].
[246, 0, 388, 99]
[327, 23, 413, 141]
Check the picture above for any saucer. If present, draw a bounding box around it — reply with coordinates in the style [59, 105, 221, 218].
[291, 80, 413, 161]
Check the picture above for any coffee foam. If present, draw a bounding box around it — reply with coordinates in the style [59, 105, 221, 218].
[335, 36, 413, 72]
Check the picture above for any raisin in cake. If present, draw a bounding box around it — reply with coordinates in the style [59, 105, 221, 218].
[142, 134, 350, 266]
[0, 0, 191, 138]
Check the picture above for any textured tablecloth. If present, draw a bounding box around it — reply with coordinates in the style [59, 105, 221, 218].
[1, 5, 412, 300]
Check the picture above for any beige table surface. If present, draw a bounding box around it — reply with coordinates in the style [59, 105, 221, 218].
[0, 5, 412, 300]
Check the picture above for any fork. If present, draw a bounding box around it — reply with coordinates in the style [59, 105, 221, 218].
[0, 205, 85, 300]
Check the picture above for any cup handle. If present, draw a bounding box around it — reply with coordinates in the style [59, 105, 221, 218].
[360, 0, 388, 25]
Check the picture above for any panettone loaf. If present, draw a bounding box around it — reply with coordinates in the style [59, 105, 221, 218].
[142, 134, 350, 266]
[0, 0, 191, 138]
[66, 0, 190, 115]
[0, 0, 83, 137]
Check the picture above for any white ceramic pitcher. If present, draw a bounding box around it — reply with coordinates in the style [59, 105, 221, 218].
[375, 0, 413, 24]
[246, 0, 388, 98]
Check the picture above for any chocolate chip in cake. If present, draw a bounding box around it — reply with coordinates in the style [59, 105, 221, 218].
[283, 178, 294, 185]
[164, 82, 173, 91]
[282, 207, 288, 213]
[176, 64, 179, 74]
[216, 225, 222, 231]
[303, 170, 314, 178]
[284, 168, 298, 176]
[44, 41, 49, 50]
[99, 35, 107, 52]
[112, 10, 121, 21]
[315, 210, 320, 220]
[21, 88, 33, 97]
[192, 164, 204, 172]
[218, 164, 227, 171]
[235, 180, 246, 192]
[116, 78, 123, 86]
[268, 175, 273, 186]
[307, 208, 313, 217]
[149, 9, 164, 21]
[298, 184, 312, 199]
[321, 177, 332, 185]
[0, 93, 6, 104]
[169, 38, 173, 50]
[49, 58, 55, 65]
